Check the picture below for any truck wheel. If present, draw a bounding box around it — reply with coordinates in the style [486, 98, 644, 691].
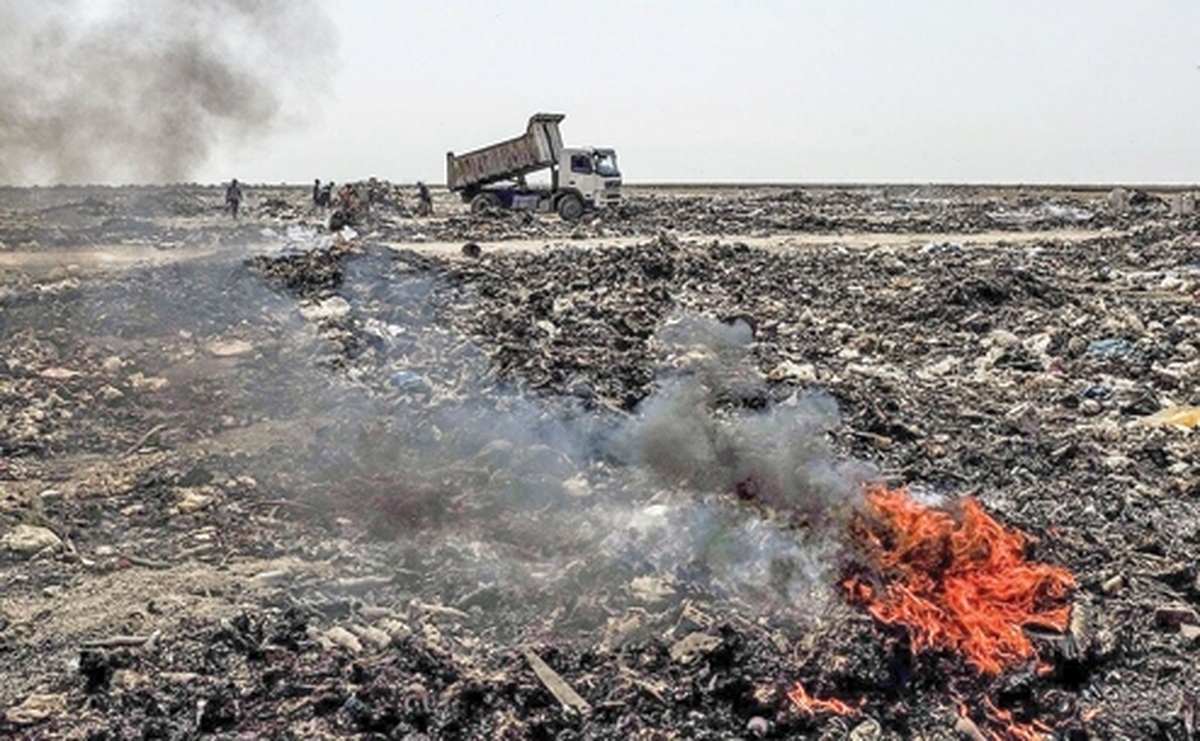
[470, 192, 499, 215]
[556, 193, 584, 221]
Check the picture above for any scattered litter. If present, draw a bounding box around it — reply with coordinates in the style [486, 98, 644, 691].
[321, 626, 363, 654]
[5, 693, 67, 725]
[2, 524, 63, 556]
[206, 339, 255, 357]
[1136, 405, 1200, 430]
[389, 370, 427, 392]
[299, 295, 352, 321]
[523, 648, 592, 715]
[38, 367, 82, 380]
[1085, 338, 1135, 358]
[668, 632, 722, 664]
[173, 489, 214, 514]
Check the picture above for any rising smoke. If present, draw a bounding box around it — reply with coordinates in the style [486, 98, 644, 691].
[270, 249, 875, 620]
[627, 314, 872, 521]
[356, 302, 876, 615]
[0, 0, 333, 185]
[71, 232, 876, 633]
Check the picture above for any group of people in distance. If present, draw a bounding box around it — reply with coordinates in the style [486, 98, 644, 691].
[312, 178, 336, 209]
[221, 178, 434, 219]
[310, 178, 434, 216]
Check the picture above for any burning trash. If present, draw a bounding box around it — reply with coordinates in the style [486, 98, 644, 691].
[789, 484, 1078, 737]
[846, 485, 1076, 676]
[786, 681, 859, 718]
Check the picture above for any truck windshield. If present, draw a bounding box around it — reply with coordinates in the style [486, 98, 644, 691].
[594, 152, 620, 178]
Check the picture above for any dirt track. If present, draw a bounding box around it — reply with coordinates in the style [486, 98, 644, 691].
[2, 183, 1198, 739]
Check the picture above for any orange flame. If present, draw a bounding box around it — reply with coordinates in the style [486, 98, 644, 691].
[787, 682, 858, 717]
[848, 486, 1075, 675]
[982, 698, 1053, 741]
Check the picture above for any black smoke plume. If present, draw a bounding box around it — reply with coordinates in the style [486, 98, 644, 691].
[0, 0, 333, 184]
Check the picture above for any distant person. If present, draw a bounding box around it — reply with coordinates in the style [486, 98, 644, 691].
[318, 181, 334, 208]
[416, 181, 433, 216]
[225, 179, 243, 219]
[312, 178, 322, 208]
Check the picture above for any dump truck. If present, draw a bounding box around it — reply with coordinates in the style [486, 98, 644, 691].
[446, 113, 621, 221]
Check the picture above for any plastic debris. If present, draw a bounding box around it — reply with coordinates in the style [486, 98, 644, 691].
[1136, 405, 1200, 430]
[1085, 338, 1134, 358]
[390, 370, 427, 391]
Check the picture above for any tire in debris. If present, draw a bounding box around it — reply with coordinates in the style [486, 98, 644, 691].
[556, 193, 584, 221]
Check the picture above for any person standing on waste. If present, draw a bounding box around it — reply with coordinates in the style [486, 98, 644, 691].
[416, 181, 433, 216]
[312, 178, 322, 209]
[338, 182, 357, 211]
[225, 178, 243, 219]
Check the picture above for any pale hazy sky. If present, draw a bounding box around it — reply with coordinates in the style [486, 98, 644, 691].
[201, 1, 1200, 185]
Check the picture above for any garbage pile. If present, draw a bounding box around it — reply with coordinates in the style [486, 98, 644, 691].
[8, 184, 1193, 254]
[1, 183, 1198, 739]
[372, 186, 1154, 244]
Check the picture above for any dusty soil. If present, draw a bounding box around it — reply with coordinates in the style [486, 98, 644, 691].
[1, 182, 1198, 739]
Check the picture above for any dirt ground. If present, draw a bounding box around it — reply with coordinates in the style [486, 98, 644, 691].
[1, 182, 1198, 739]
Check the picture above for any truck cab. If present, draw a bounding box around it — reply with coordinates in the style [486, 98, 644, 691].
[560, 147, 622, 213]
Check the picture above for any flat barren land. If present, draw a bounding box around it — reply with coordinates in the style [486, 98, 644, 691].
[1, 183, 1198, 739]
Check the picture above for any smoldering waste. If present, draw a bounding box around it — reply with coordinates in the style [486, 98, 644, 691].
[0, 185, 1198, 739]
